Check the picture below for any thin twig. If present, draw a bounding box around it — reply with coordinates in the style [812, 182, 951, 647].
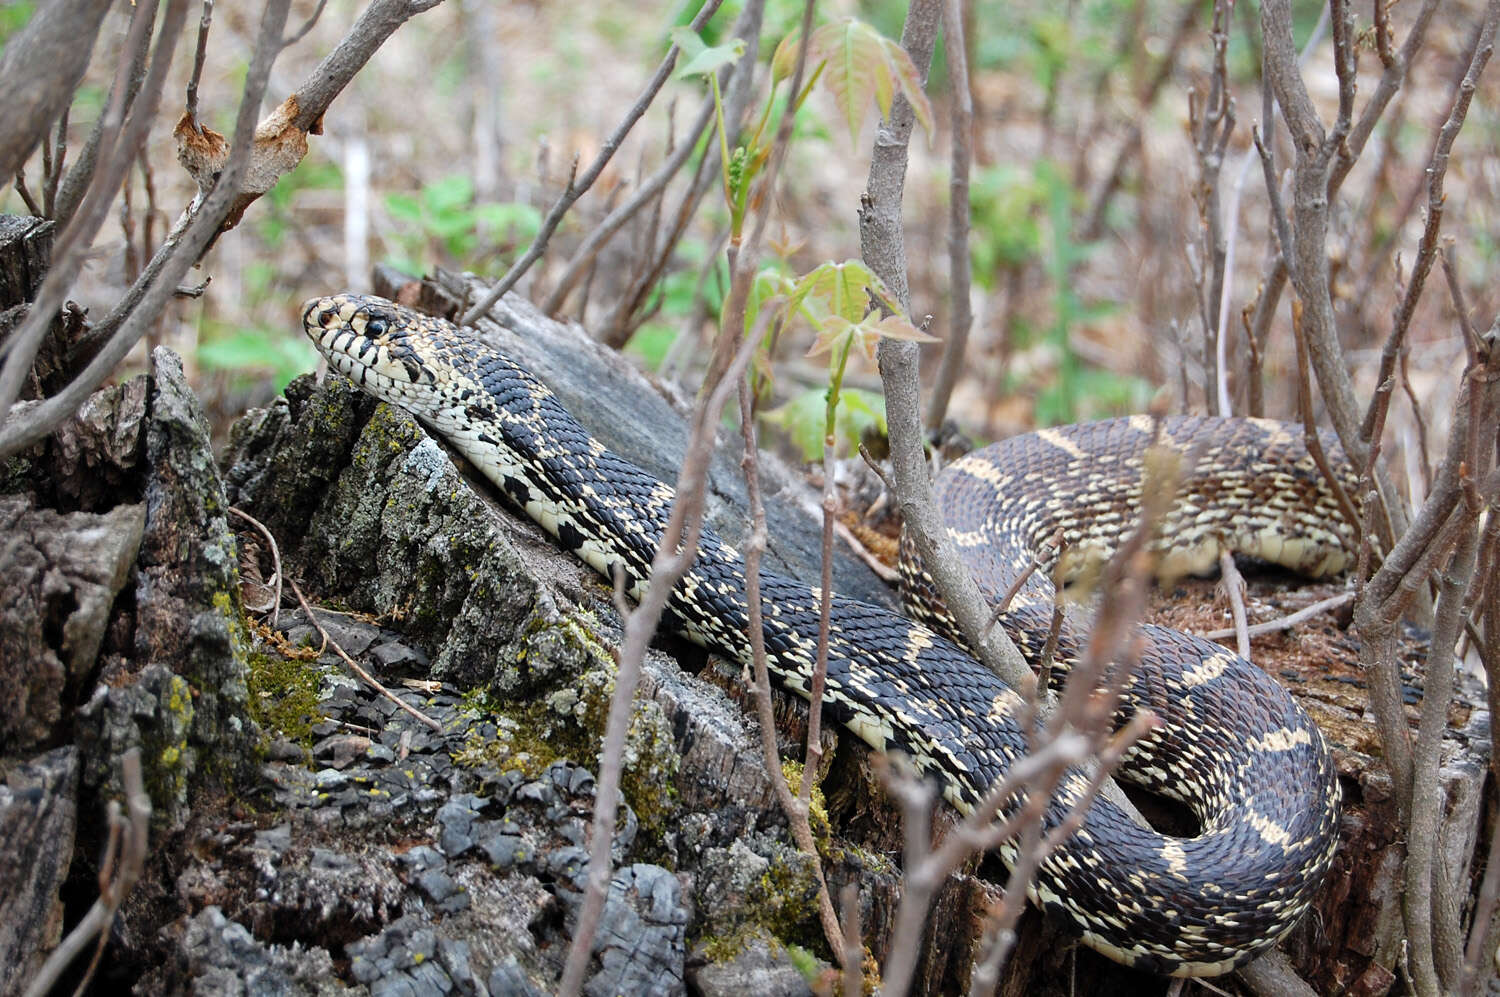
[1290, 300, 1364, 544]
[22, 750, 150, 997]
[462, 0, 728, 325]
[991, 530, 1060, 622]
[542, 92, 716, 318]
[1440, 243, 1483, 357]
[1405, 524, 1482, 993]
[1199, 590, 1355, 641]
[1189, 0, 1234, 417]
[556, 323, 763, 997]
[601, 0, 763, 347]
[737, 322, 846, 964]
[13, 173, 42, 216]
[1216, 8, 1327, 418]
[840, 881, 863, 997]
[229, 507, 284, 628]
[1359, 2, 1495, 454]
[283, 0, 329, 46]
[1464, 744, 1500, 993]
[0, 0, 113, 193]
[725, 0, 849, 964]
[832, 518, 900, 583]
[867, 0, 1033, 692]
[1218, 549, 1250, 659]
[0, 0, 293, 460]
[924, 0, 974, 430]
[0, 0, 186, 430]
[184, 0, 215, 128]
[1, 0, 444, 461]
[287, 577, 440, 732]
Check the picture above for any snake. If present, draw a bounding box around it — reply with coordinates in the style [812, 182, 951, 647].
[301, 292, 1349, 978]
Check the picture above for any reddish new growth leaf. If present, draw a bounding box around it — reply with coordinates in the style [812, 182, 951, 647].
[791, 260, 937, 363]
[773, 17, 935, 144]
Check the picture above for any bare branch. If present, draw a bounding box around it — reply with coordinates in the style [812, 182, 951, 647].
[1260, 0, 1326, 152]
[1404, 523, 1482, 993]
[0, 0, 292, 460]
[1081, 2, 1198, 242]
[229, 506, 284, 629]
[924, 0, 975, 430]
[1360, 0, 1497, 446]
[555, 318, 762, 997]
[1331, 0, 1443, 198]
[1198, 590, 1354, 641]
[839, 881, 862, 997]
[554, 0, 808, 954]
[1216, 9, 1327, 419]
[461, 0, 728, 325]
[288, 0, 450, 135]
[1189, 0, 1234, 416]
[738, 314, 845, 964]
[1464, 782, 1500, 993]
[287, 577, 440, 731]
[21, 750, 150, 997]
[53, 0, 160, 229]
[183, 0, 215, 128]
[0, 0, 113, 184]
[543, 91, 717, 318]
[0, 0, 190, 431]
[866, 0, 1033, 691]
[1218, 549, 1250, 658]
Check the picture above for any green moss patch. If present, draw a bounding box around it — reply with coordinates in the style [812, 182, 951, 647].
[452, 610, 680, 839]
[246, 645, 324, 748]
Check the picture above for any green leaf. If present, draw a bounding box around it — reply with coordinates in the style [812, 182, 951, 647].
[800, 18, 935, 143]
[674, 29, 745, 79]
[745, 266, 794, 337]
[422, 174, 474, 213]
[668, 25, 707, 65]
[475, 201, 542, 242]
[762, 387, 827, 461]
[385, 193, 423, 224]
[197, 327, 318, 391]
[762, 385, 887, 461]
[770, 30, 802, 85]
[881, 35, 934, 136]
[787, 259, 884, 326]
[624, 322, 677, 371]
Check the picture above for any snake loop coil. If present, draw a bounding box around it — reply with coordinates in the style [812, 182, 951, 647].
[304, 293, 1347, 978]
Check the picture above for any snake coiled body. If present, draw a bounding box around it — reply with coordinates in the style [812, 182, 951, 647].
[303, 293, 1348, 978]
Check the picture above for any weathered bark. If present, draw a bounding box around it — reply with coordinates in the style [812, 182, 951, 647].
[0, 747, 79, 995]
[0, 496, 143, 753]
[1, 344, 254, 992]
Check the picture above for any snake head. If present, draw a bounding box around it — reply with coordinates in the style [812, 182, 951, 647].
[302, 293, 434, 399]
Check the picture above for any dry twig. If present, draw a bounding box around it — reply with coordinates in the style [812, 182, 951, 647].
[22, 749, 151, 997]
[229, 506, 284, 628]
[924, 0, 975, 431]
[462, 0, 728, 326]
[1198, 590, 1354, 642]
[719, 0, 850, 964]
[287, 577, 441, 733]
[555, 321, 764, 997]
[1218, 549, 1249, 659]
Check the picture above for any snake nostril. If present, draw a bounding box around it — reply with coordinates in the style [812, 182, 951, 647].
[300, 298, 326, 328]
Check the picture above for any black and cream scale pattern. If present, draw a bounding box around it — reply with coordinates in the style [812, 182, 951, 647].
[303, 293, 1348, 977]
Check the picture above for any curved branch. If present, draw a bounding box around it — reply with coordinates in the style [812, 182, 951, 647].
[0, 0, 113, 184]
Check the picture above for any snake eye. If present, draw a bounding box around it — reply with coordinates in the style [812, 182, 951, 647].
[366, 315, 388, 338]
